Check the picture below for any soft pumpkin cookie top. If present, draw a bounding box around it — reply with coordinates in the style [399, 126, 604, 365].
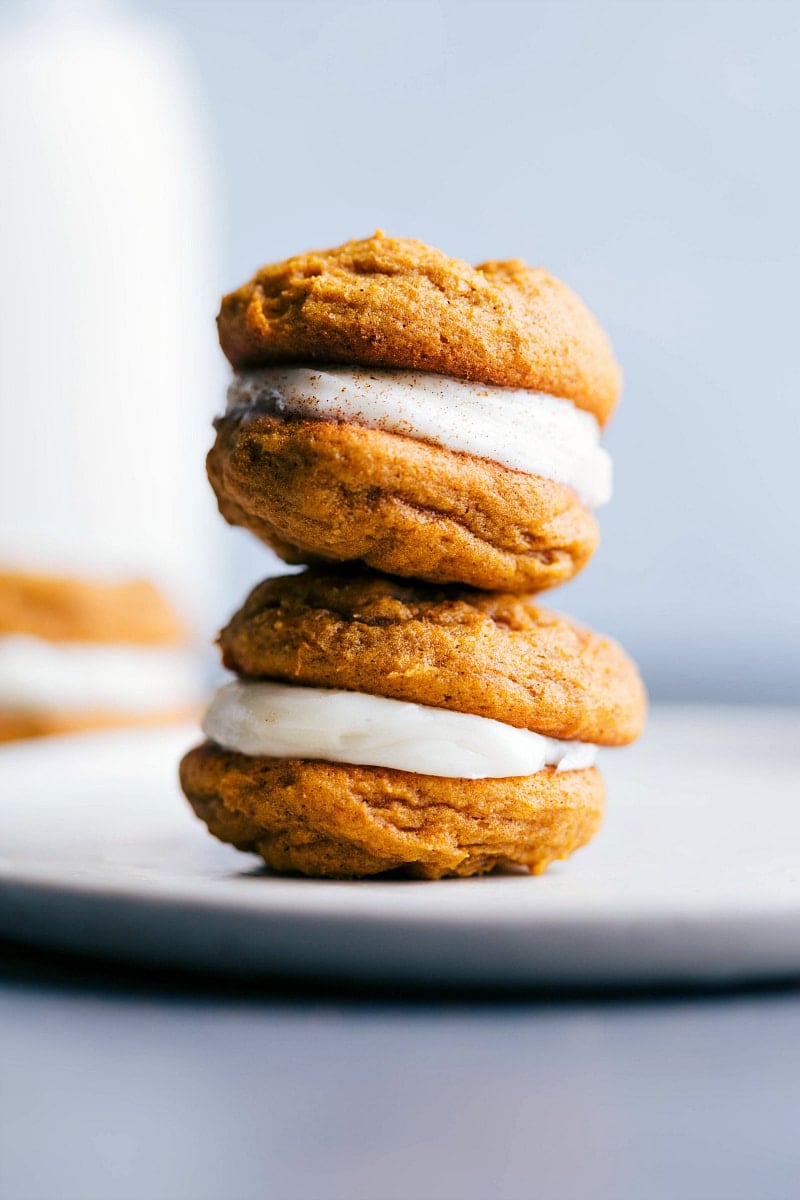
[218, 569, 646, 746]
[0, 571, 185, 645]
[217, 232, 622, 425]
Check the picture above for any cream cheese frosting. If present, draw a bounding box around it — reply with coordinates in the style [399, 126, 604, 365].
[202, 679, 598, 779]
[0, 635, 201, 713]
[226, 366, 613, 508]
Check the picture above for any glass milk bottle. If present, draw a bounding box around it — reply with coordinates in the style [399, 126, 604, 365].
[0, 0, 222, 635]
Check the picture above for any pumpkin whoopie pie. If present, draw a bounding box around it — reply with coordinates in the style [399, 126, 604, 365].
[180, 569, 645, 879]
[208, 232, 620, 593]
[0, 569, 200, 742]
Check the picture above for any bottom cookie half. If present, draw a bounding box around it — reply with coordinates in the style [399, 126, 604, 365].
[180, 742, 605, 880]
[208, 414, 599, 594]
[0, 707, 194, 744]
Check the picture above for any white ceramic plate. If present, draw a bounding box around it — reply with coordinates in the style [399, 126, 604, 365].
[1, 706, 799, 988]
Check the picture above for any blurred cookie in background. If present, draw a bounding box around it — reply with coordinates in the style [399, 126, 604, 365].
[0, 570, 203, 742]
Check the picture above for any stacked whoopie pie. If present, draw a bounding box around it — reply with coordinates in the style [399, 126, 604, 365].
[0, 570, 198, 742]
[180, 232, 646, 879]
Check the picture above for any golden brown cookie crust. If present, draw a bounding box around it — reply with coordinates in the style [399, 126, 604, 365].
[219, 569, 646, 746]
[208, 412, 599, 593]
[180, 741, 605, 879]
[0, 571, 186, 645]
[217, 232, 621, 425]
[0, 707, 193, 744]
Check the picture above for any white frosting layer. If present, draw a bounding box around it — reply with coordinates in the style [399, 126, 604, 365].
[227, 367, 612, 508]
[202, 680, 598, 779]
[0, 635, 201, 713]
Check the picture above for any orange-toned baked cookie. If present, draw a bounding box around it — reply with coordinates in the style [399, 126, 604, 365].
[180, 742, 605, 880]
[0, 707, 192, 745]
[0, 570, 185, 644]
[0, 568, 199, 744]
[217, 232, 621, 424]
[211, 233, 619, 591]
[219, 569, 647, 745]
[208, 411, 599, 593]
[180, 568, 643, 879]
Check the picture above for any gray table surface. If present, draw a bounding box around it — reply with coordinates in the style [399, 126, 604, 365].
[1, 942, 799, 1200]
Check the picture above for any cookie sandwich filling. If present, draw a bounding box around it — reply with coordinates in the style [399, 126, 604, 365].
[226, 367, 613, 509]
[0, 635, 201, 713]
[202, 679, 598, 780]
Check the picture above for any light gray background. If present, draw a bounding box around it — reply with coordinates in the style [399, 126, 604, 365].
[138, 0, 800, 701]
[3, 952, 800, 1200]
[2, 14, 799, 1196]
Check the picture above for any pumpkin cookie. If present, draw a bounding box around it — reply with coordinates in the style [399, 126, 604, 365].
[0, 570, 184, 644]
[210, 233, 620, 592]
[0, 568, 200, 743]
[0, 706, 190, 744]
[218, 568, 646, 745]
[217, 232, 620, 423]
[180, 568, 644, 879]
[208, 409, 600, 593]
[181, 743, 605, 880]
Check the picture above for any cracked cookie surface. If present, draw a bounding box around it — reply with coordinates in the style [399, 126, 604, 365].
[208, 412, 599, 593]
[217, 232, 621, 425]
[180, 741, 605, 879]
[219, 569, 646, 745]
